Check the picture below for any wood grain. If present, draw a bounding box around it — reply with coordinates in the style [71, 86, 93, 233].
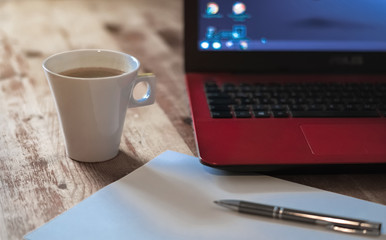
[0, 0, 385, 239]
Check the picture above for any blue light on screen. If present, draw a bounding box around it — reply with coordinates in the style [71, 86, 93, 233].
[198, 0, 386, 52]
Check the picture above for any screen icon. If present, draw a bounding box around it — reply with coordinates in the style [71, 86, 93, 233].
[212, 41, 222, 50]
[206, 2, 219, 15]
[228, 2, 250, 21]
[232, 25, 246, 39]
[200, 41, 210, 49]
[225, 41, 234, 48]
[232, 2, 246, 15]
[239, 40, 248, 50]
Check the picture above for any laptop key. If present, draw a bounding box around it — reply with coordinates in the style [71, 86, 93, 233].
[343, 104, 359, 111]
[209, 105, 231, 111]
[252, 105, 270, 111]
[288, 104, 306, 111]
[239, 98, 254, 105]
[235, 111, 252, 118]
[271, 104, 288, 111]
[305, 104, 325, 111]
[211, 111, 233, 118]
[223, 83, 237, 93]
[239, 84, 254, 92]
[208, 99, 235, 105]
[235, 92, 251, 98]
[234, 105, 250, 111]
[206, 92, 230, 99]
[253, 110, 271, 118]
[272, 111, 289, 118]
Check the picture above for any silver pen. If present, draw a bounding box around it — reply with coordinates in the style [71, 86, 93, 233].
[214, 200, 382, 236]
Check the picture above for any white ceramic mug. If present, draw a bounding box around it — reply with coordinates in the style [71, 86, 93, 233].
[43, 49, 156, 162]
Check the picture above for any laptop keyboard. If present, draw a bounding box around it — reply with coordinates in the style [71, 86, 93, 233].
[205, 81, 386, 118]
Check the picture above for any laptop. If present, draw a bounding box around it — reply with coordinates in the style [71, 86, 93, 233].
[184, 0, 386, 171]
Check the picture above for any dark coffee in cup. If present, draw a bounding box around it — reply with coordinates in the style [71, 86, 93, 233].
[59, 67, 125, 78]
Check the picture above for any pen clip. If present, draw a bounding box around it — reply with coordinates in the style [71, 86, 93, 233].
[326, 224, 381, 236]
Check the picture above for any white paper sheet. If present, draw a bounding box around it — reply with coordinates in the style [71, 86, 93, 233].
[25, 150, 386, 240]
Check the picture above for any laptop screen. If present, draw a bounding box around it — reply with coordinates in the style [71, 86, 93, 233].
[198, 0, 386, 52]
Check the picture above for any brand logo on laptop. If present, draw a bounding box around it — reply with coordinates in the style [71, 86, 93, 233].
[329, 56, 364, 66]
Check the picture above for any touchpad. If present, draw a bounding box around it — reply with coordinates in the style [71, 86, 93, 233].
[300, 124, 386, 155]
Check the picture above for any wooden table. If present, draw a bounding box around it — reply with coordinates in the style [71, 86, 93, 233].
[0, 0, 384, 239]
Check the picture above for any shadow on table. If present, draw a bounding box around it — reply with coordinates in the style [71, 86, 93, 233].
[74, 150, 144, 183]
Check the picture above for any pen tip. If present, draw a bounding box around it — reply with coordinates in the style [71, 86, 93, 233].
[213, 200, 239, 211]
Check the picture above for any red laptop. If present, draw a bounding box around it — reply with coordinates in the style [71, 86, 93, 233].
[184, 0, 386, 171]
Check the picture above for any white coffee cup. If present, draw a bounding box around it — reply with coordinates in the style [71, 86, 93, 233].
[43, 49, 156, 162]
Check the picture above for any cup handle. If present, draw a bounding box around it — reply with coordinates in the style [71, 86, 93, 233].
[128, 73, 156, 108]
